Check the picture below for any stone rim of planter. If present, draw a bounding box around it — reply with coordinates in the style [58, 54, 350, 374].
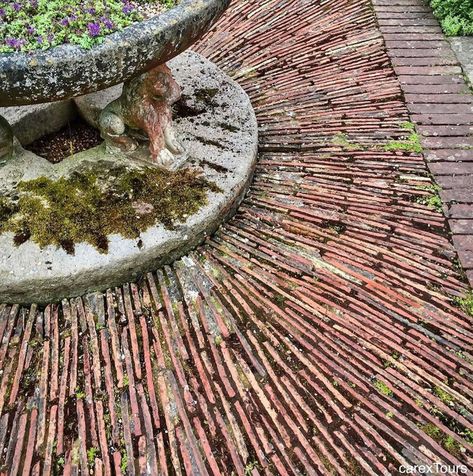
[0, 0, 230, 107]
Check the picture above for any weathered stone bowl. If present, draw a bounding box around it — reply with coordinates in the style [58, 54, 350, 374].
[0, 0, 230, 106]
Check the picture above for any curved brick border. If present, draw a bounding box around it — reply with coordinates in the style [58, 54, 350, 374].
[373, 0, 473, 285]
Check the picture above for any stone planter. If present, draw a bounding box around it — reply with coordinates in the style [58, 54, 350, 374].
[0, 1, 259, 303]
[0, 0, 231, 106]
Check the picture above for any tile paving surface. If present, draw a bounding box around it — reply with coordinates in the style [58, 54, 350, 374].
[0, 0, 472, 474]
[373, 0, 473, 286]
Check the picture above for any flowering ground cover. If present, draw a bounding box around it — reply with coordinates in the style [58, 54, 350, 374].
[0, 0, 174, 53]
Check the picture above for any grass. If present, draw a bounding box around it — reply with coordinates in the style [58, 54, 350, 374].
[433, 386, 455, 404]
[421, 423, 463, 457]
[120, 451, 128, 473]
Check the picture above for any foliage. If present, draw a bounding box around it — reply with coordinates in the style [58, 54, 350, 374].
[87, 447, 98, 465]
[0, 0, 174, 53]
[430, 0, 473, 36]
[432, 386, 454, 404]
[421, 423, 463, 457]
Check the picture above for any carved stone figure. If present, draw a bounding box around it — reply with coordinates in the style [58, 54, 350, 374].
[99, 64, 183, 168]
[0, 115, 14, 165]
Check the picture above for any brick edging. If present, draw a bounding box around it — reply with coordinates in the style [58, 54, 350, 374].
[372, 0, 473, 285]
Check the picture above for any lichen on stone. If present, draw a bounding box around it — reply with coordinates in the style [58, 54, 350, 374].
[0, 164, 221, 254]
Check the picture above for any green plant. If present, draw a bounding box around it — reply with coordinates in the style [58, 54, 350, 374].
[433, 386, 455, 404]
[453, 291, 473, 316]
[87, 447, 98, 465]
[421, 423, 463, 457]
[416, 184, 443, 212]
[75, 389, 86, 400]
[430, 0, 473, 36]
[121, 451, 128, 473]
[244, 461, 259, 475]
[373, 379, 393, 397]
[384, 123, 422, 154]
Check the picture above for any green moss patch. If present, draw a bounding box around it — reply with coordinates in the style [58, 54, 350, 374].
[0, 164, 220, 254]
[373, 379, 394, 397]
[416, 183, 443, 212]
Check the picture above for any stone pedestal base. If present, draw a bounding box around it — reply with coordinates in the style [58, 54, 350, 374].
[0, 52, 258, 304]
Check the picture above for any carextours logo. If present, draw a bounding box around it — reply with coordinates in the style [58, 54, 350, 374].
[399, 463, 469, 474]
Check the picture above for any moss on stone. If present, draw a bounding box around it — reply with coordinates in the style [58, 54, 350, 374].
[416, 183, 443, 212]
[0, 164, 220, 254]
[331, 133, 364, 151]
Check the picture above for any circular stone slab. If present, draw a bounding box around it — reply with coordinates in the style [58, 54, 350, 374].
[0, 51, 258, 304]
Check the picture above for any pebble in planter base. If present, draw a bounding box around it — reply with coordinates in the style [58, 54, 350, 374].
[0, 52, 258, 304]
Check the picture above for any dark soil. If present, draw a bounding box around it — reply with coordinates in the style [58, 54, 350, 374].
[27, 118, 103, 163]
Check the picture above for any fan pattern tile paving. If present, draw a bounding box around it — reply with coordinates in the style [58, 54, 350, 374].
[1, 0, 473, 474]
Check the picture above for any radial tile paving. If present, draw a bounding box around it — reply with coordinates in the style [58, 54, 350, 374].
[0, 0, 473, 474]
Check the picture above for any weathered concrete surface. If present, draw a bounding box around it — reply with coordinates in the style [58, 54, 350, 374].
[0, 100, 75, 146]
[0, 52, 258, 303]
[0, 0, 230, 106]
[450, 37, 473, 86]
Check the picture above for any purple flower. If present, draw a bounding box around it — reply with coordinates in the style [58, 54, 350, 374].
[87, 22, 101, 37]
[103, 18, 114, 30]
[122, 3, 134, 14]
[5, 37, 24, 49]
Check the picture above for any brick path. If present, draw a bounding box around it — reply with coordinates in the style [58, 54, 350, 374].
[373, 0, 473, 285]
[1, 0, 473, 474]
